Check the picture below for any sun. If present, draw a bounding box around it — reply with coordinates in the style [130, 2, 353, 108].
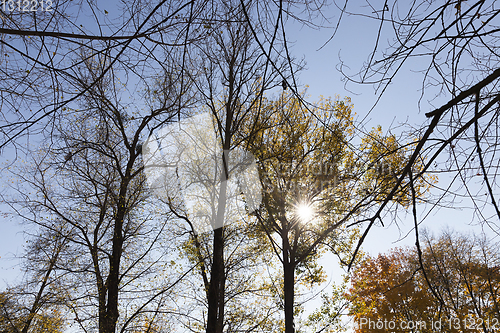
[295, 203, 314, 223]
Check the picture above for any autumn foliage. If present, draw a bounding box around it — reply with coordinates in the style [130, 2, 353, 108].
[347, 232, 500, 333]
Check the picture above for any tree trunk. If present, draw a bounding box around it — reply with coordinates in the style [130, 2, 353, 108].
[216, 267, 226, 332]
[103, 226, 123, 333]
[206, 172, 228, 333]
[207, 227, 224, 333]
[207, 51, 234, 333]
[283, 234, 295, 333]
[100, 184, 128, 333]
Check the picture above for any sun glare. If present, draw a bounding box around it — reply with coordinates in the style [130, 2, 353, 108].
[296, 203, 314, 223]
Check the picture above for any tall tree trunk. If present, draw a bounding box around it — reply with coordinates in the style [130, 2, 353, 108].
[101, 182, 128, 333]
[207, 51, 235, 333]
[206, 176, 228, 333]
[207, 228, 225, 333]
[283, 233, 295, 333]
[216, 261, 226, 332]
[103, 221, 123, 333]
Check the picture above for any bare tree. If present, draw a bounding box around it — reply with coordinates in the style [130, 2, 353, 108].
[1, 1, 344, 332]
[319, 0, 500, 269]
[3, 0, 467, 331]
[0, 0, 325, 153]
[149, 2, 289, 331]
[3, 46, 196, 332]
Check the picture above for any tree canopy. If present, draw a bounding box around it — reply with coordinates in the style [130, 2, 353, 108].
[1, 0, 500, 332]
[348, 231, 500, 333]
